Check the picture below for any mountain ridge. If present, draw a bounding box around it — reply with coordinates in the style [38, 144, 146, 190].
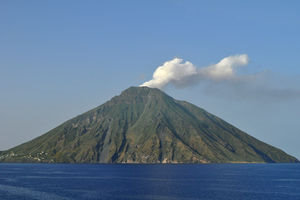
[0, 86, 298, 163]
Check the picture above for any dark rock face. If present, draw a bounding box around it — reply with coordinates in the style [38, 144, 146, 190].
[0, 87, 298, 163]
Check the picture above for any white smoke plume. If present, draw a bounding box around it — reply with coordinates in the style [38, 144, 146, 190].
[140, 54, 249, 89]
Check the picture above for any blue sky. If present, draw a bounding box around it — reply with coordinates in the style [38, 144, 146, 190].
[1, 1, 300, 158]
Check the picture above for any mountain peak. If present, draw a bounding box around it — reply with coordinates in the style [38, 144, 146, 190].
[120, 86, 165, 97]
[108, 86, 173, 108]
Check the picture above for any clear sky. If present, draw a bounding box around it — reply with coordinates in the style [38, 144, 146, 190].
[1, 1, 300, 158]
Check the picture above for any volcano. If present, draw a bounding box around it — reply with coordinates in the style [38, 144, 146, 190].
[0, 87, 298, 163]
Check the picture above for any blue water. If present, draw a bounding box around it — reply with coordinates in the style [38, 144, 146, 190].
[0, 164, 300, 200]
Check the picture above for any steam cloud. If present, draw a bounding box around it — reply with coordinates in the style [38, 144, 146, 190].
[140, 54, 249, 89]
[140, 54, 300, 102]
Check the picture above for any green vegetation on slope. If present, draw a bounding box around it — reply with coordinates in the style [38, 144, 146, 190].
[0, 87, 298, 163]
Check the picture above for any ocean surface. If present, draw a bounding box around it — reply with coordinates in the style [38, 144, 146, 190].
[0, 163, 299, 200]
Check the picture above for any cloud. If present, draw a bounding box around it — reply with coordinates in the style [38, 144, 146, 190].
[140, 55, 300, 102]
[140, 58, 198, 89]
[199, 54, 249, 81]
[140, 54, 249, 89]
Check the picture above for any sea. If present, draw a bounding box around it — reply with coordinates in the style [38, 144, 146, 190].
[0, 163, 299, 200]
